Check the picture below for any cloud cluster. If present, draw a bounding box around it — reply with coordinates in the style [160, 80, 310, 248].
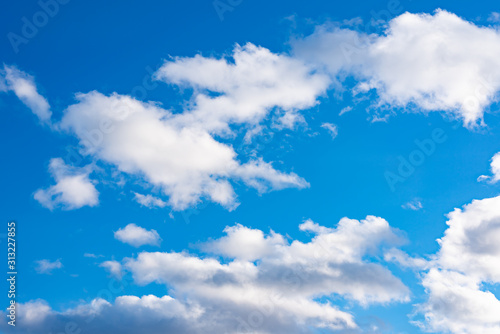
[59, 91, 309, 210]
[4, 216, 409, 333]
[10, 10, 500, 212]
[0, 296, 201, 334]
[34, 158, 98, 210]
[294, 10, 500, 127]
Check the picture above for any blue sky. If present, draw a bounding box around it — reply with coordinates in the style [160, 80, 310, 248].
[2, 1, 500, 333]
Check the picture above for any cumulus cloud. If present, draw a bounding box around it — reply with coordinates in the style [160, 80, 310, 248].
[60, 91, 308, 210]
[0, 296, 202, 334]
[411, 195, 500, 333]
[99, 260, 123, 279]
[34, 158, 99, 210]
[201, 223, 287, 261]
[294, 10, 500, 127]
[155, 43, 330, 134]
[0, 64, 51, 123]
[34, 259, 63, 274]
[124, 217, 409, 331]
[133, 192, 167, 208]
[6, 216, 409, 333]
[114, 223, 162, 247]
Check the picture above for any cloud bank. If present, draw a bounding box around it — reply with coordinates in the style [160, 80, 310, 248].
[4, 216, 409, 333]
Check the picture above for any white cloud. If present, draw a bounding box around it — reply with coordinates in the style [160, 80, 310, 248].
[478, 151, 500, 183]
[34, 158, 99, 210]
[122, 217, 408, 331]
[321, 122, 338, 139]
[4, 216, 409, 334]
[155, 43, 330, 134]
[133, 192, 167, 208]
[417, 268, 500, 334]
[0, 64, 51, 123]
[0, 296, 201, 334]
[339, 106, 352, 115]
[294, 10, 500, 127]
[114, 223, 162, 247]
[60, 91, 308, 210]
[411, 195, 500, 333]
[84, 253, 103, 258]
[201, 223, 287, 261]
[34, 259, 63, 274]
[233, 159, 309, 194]
[435, 196, 500, 281]
[401, 199, 423, 210]
[99, 260, 123, 279]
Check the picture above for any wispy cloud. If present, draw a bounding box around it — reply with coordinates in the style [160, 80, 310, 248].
[34, 259, 63, 274]
[321, 122, 338, 139]
[402, 199, 423, 211]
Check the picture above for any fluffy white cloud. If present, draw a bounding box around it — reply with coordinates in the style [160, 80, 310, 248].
[155, 43, 330, 134]
[60, 91, 308, 210]
[479, 151, 500, 183]
[5, 216, 409, 334]
[123, 217, 408, 331]
[0, 64, 51, 123]
[294, 10, 500, 127]
[417, 268, 500, 334]
[114, 223, 162, 247]
[435, 196, 500, 281]
[133, 192, 167, 208]
[34, 158, 99, 210]
[0, 296, 201, 334]
[34, 259, 63, 274]
[412, 195, 500, 333]
[201, 223, 287, 261]
[99, 260, 123, 279]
